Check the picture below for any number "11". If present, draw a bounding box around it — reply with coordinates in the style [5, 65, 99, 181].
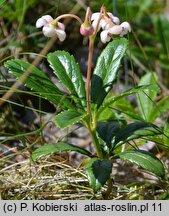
[152, 203, 162, 211]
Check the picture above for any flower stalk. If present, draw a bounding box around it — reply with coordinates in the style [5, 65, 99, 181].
[53, 14, 83, 25]
[85, 7, 103, 116]
[86, 37, 94, 115]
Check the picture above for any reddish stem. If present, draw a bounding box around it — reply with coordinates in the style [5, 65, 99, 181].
[86, 37, 94, 115]
[86, 8, 104, 115]
[54, 14, 83, 24]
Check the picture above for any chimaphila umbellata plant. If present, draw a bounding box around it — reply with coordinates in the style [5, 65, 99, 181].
[4, 6, 165, 199]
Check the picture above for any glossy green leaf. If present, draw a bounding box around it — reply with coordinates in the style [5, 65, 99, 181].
[32, 142, 92, 160]
[137, 72, 159, 121]
[149, 96, 169, 122]
[55, 109, 87, 129]
[4, 59, 72, 109]
[116, 150, 165, 178]
[47, 51, 86, 107]
[85, 158, 112, 192]
[113, 98, 144, 121]
[97, 84, 158, 118]
[97, 121, 121, 151]
[91, 38, 128, 109]
[97, 106, 117, 122]
[113, 122, 162, 149]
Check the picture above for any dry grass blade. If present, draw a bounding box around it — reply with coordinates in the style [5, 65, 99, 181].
[0, 157, 101, 200]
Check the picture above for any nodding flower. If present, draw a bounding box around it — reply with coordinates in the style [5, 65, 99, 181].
[91, 12, 120, 32]
[100, 22, 131, 43]
[119, 21, 131, 36]
[36, 7, 131, 44]
[91, 9, 131, 43]
[36, 15, 66, 41]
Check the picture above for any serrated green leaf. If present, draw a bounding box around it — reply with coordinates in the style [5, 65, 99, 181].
[32, 142, 92, 160]
[47, 51, 86, 107]
[55, 109, 87, 129]
[85, 158, 112, 192]
[4, 59, 73, 109]
[116, 150, 165, 178]
[113, 122, 162, 149]
[97, 84, 157, 118]
[137, 72, 159, 121]
[91, 38, 128, 109]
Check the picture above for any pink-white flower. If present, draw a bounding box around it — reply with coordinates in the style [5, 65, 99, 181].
[36, 15, 66, 41]
[100, 22, 131, 44]
[90, 10, 131, 43]
[91, 12, 120, 31]
[100, 30, 111, 43]
[110, 15, 120, 25]
[120, 22, 131, 36]
[100, 25, 123, 43]
[91, 12, 101, 30]
[109, 25, 123, 35]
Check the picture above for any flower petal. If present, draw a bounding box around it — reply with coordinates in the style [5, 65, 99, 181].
[111, 16, 120, 25]
[100, 30, 111, 43]
[91, 12, 101, 21]
[56, 29, 66, 41]
[120, 21, 131, 36]
[100, 18, 109, 30]
[57, 22, 65, 30]
[106, 13, 120, 25]
[41, 15, 54, 23]
[42, 26, 57, 37]
[109, 25, 123, 35]
[107, 12, 114, 17]
[36, 15, 54, 28]
[36, 18, 47, 28]
[92, 19, 101, 31]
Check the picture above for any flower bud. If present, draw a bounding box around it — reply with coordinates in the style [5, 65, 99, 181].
[80, 22, 94, 36]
